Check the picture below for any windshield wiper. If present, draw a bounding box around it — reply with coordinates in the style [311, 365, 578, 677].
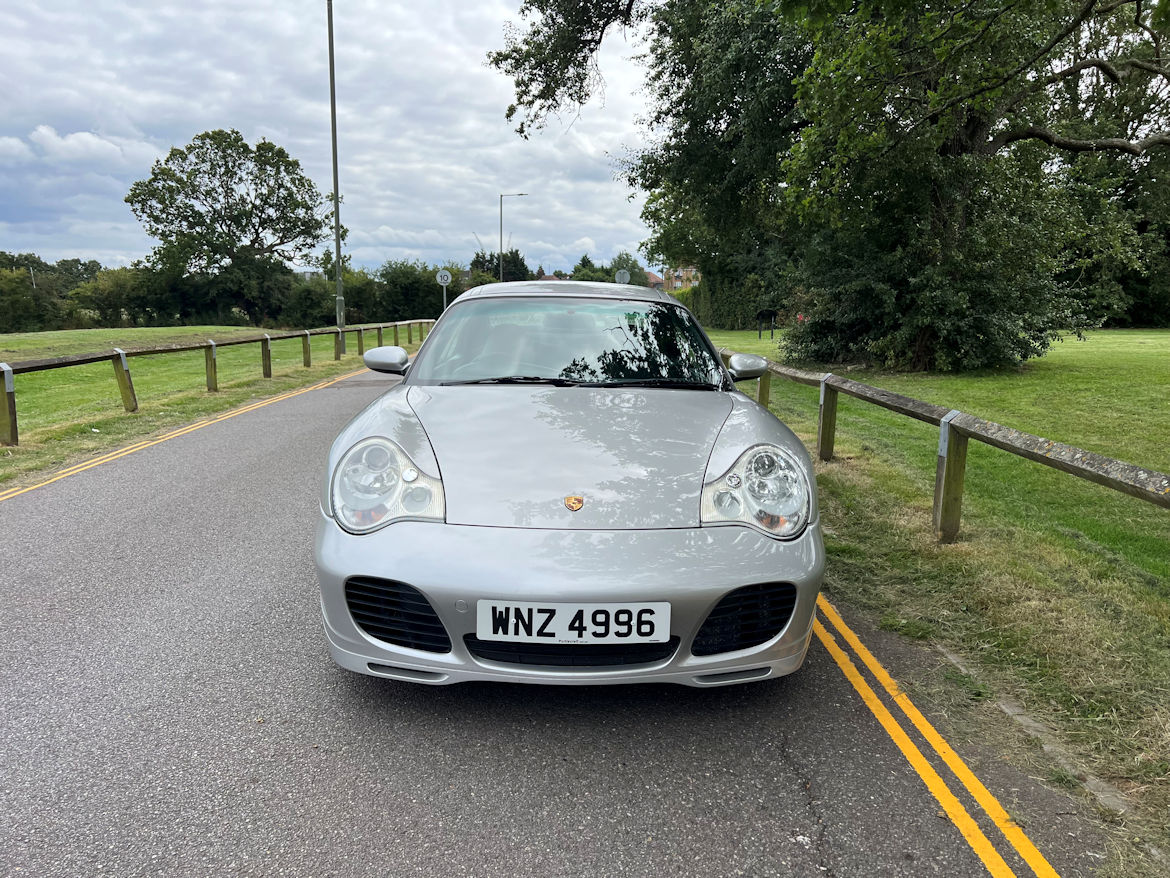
[584, 378, 718, 390]
[439, 376, 581, 386]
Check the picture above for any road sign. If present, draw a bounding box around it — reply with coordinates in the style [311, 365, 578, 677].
[436, 269, 453, 310]
[615, 269, 631, 284]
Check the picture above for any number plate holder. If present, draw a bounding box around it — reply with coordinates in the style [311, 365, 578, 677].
[475, 601, 671, 644]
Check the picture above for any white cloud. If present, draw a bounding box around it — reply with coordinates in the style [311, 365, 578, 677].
[0, 137, 35, 164]
[26, 126, 161, 169]
[0, 0, 655, 274]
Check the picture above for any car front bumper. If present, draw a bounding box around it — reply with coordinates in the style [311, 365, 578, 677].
[314, 514, 825, 687]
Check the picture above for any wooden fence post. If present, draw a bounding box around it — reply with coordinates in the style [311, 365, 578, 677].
[758, 370, 772, 408]
[110, 349, 138, 412]
[376, 325, 384, 346]
[407, 323, 414, 344]
[334, 329, 342, 361]
[302, 330, 312, 367]
[205, 341, 218, 391]
[0, 363, 17, 446]
[933, 410, 968, 543]
[262, 334, 273, 378]
[393, 324, 400, 346]
[357, 327, 366, 356]
[817, 374, 838, 461]
[420, 322, 428, 342]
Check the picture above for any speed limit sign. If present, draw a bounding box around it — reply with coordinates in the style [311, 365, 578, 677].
[436, 269, 453, 309]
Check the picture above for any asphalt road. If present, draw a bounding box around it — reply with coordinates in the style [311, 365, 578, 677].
[1, 371, 1105, 877]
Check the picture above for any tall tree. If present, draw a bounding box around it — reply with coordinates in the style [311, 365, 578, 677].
[490, 1, 651, 137]
[126, 129, 334, 275]
[0, 251, 99, 330]
[0, 269, 50, 332]
[571, 253, 609, 281]
[493, 0, 1170, 368]
[471, 248, 532, 282]
[70, 268, 143, 327]
[609, 250, 650, 285]
[623, 1, 809, 327]
[774, 0, 1170, 367]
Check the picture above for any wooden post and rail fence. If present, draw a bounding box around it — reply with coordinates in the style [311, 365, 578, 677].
[3, 329, 1164, 545]
[719, 350, 1170, 544]
[0, 320, 434, 448]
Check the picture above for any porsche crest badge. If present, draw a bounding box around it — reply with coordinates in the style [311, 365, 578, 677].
[564, 495, 585, 512]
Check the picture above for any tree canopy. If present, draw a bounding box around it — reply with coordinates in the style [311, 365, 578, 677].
[5, 240, 657, 333]
[3, 249, 476, 332]
[471, 248, 534, 282]
[489, 0, 651, 137]
[492, 0, 1170, 369]
[125, 129, 334, 275]
[568, 250, 651, 284]
[1, 251, 101, 331]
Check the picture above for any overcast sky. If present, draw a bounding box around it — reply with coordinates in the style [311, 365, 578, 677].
[0, 0, 658, 276]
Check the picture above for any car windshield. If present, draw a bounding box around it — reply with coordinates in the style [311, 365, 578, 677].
[409, 297, 723, 388]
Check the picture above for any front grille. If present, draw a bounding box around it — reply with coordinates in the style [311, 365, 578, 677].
[345, 577, 452, 653]
[691, 583, 798, 656]
[463, 635, 680, 667]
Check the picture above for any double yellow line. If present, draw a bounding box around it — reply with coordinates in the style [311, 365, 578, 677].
[0, 369, 365, 505]
[815, 594, 1059, 877]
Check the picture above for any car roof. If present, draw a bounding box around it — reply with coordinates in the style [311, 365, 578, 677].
[458, 280, 683, 305]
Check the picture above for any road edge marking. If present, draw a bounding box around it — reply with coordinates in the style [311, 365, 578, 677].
[0, 369, 365, 504]
[813, 617, 1017, 877]
[817, 595, 1060, 878]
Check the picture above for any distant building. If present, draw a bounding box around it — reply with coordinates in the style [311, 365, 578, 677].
[646, 271, 664, 291]
[665, 267, 701, 291]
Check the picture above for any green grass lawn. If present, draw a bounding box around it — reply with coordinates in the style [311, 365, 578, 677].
[1, 325, 423, 487]
[709, 328, 1170, 575]
[0, 325, 276, 360]
[712, 327, 1170, 869]
[709, 327, 1170, 472]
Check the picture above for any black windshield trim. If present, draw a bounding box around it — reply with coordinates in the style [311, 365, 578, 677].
[579, 379, 719, 390]
[437, 376, 718, 390]
[439, 376, 581, 386]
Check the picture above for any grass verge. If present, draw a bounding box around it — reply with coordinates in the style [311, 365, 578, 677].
[714, 328, 1170, 874]
[1, 325, 420, 488]
[0, 325, 281, 360]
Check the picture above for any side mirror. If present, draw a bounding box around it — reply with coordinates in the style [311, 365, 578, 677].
[364, 346, 410, 375]
[727, 353, 768, 381]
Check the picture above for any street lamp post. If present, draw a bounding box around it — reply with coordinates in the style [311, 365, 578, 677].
[499, 193, 527, 282]
[327, 0, 345, 352]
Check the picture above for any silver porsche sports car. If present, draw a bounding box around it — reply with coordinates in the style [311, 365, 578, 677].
[315, 281, 824, 686]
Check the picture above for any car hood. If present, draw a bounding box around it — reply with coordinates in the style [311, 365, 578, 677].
[406, 385, 733, 529]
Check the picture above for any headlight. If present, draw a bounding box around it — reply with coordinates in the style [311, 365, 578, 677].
[330, 437, 445, 534]
[701, 444, 810, 539]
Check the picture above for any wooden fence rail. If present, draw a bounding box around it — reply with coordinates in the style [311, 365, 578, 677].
[719, 350, 1170, 543]
[0, 320, 434, 447]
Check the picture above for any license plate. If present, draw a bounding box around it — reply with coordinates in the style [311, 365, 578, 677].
[475, 601, 671, 644]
